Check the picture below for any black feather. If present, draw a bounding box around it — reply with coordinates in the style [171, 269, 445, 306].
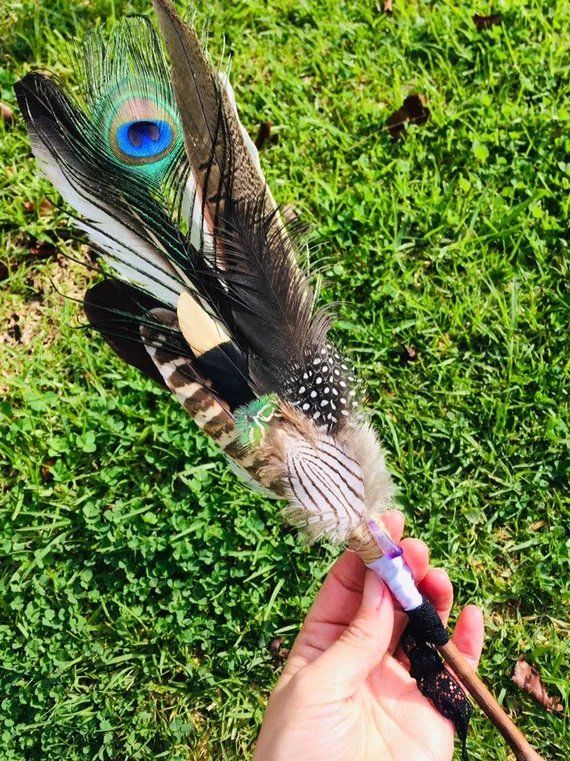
[84, 280, 168, 386]
[84, 280, 254, 409]
[197, 345, 254, 409]
[211, 197, 355, 428]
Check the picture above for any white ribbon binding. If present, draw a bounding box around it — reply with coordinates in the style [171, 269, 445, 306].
[367, 555, 423, 612]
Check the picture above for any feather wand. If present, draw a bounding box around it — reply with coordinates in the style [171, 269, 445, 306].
[14, 2, 544, 758]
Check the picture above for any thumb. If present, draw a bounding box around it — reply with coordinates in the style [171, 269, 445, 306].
[305, 570, 394, 697]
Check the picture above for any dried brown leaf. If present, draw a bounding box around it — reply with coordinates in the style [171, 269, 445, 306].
[268, 636, 289, 665]
[386, 94, 430, 140]
[269, 636, 283, 654]
[400, 344, 418, 364]
[473, 13, 502, 31]
[530, 520, 545, 531]
[39, 198, 55, 217]
[1, 102, 14, 126]
[28, 240, 57, 260]
[512, 658, 563, 713]
[6, 314, 22, 343]
[41, 459, 56, 482]
[254, 121, 275, 150]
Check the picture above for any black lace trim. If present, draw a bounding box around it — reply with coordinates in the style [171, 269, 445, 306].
[401, 597, 472, 761]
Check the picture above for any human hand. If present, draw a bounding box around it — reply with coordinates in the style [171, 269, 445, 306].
[254, 511, 484, 761]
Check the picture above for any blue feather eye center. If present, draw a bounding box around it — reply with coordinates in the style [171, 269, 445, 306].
[116, 119, 173, 160]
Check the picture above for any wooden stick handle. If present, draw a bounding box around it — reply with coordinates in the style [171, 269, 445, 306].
[348, 520, 545, 761]
[439, 640, 544, 760]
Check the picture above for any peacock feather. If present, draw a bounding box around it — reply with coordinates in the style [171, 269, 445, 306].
[83, 19, 183, 182]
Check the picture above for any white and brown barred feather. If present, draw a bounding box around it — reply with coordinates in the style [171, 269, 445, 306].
[15, 0, 394, 544]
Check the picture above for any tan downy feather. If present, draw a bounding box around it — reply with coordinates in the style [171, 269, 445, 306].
[255, 404, 392, 544]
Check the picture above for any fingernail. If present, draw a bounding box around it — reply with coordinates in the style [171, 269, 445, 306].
[362, 570, 385, 610]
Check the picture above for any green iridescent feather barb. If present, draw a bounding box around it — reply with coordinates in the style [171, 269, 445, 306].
[14, 2, 544, 759]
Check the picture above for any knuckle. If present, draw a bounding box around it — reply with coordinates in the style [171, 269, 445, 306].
[343, 616, 376, 648]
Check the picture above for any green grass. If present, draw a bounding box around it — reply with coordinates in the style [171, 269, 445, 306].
[1, 0, 568, 758]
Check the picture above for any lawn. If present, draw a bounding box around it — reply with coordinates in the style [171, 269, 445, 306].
[0, 0, 568, 758]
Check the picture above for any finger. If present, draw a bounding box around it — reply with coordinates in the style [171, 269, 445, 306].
[381, 509, 405, 542]
[303, 550, 366, 628]
[291, 513, 408, 643]
[304, 571, 395, 697]
[419, 568, 454, 627]
[284, 512, 406, 681]
[451, 605, 485, 669]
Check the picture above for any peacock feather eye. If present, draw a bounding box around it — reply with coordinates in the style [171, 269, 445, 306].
[99, 84, 181, 177]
